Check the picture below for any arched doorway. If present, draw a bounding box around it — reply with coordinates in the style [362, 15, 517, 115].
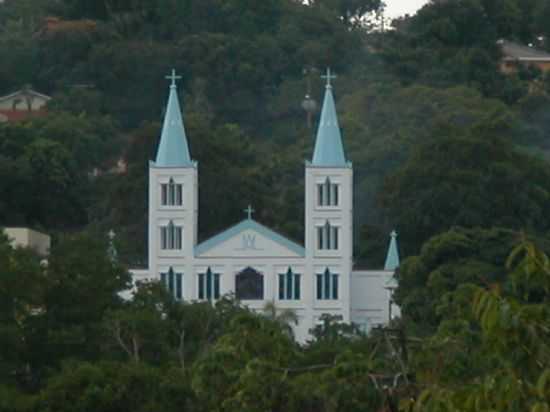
[235, 267, 264, 300]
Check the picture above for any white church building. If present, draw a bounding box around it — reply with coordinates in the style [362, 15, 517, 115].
[130, 69, 400, 342]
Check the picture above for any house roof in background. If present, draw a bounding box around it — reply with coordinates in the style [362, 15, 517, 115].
[499, 39, 550, 61]
[0, 89, 52, 103]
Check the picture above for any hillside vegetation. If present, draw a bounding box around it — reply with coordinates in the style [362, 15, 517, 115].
[2, 0, 550, 410]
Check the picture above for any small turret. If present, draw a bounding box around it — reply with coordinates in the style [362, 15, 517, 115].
[384, 230, 400, 271]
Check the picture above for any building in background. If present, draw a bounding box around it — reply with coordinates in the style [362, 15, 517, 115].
[499, 39, 550, 74]
[4, 227, 51, 256]
[0, 88, 51, 123]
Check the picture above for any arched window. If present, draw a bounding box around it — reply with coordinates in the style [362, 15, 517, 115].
[317, 221, 338, 250]
[160, 267, 183, 300]
[198, 267, 221, 300]
[316, 268, 338, 300]
[160, 220, 182, 249]
[317, 177, 339, 207]
[278, 267, 301, 300]
[235, 267, 264, 300]
[161, 178, 183, 206]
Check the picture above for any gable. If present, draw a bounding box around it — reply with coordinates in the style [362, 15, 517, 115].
[0, 90, 51, 111]
[195, 220, 305, 258]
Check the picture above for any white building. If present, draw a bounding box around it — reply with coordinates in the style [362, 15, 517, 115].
[4, 227, 51, 256]
[130, 69, 400, 342]
[0, 88, 51, 123]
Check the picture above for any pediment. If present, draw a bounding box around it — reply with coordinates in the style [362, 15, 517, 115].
[195, 220, 305, 258]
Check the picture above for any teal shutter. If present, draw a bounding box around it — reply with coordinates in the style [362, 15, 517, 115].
[324, 269, 330, 299]
[214, 273, 220, 299]
[294, 274, 301, 300]
[286, 269, 293, 300]
[206, 268, 212, 299]
[176, 273, 182, 300]
[198, 273, 205, 299]
[332, 274, 338, 300]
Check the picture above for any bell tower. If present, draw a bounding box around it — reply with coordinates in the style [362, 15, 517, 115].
[148, 70, 198, 300]
[305, 69, 353, 322]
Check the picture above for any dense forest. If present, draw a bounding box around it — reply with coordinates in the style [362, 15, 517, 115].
[2, 0, 550, 410]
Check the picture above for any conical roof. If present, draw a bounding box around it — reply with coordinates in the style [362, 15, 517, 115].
[155, 70, 193, 167]
[384, 230, 400, 271]
[312, 70, 347, 167]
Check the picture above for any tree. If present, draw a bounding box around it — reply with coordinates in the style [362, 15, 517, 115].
[37, 361, 195, 412]
[307, 0, 382, 26]
[262, 300, 299, 337]
[382, 126, 550, 255]
[103, 282, 172, 364]
[394, 227, 523, 330]
[408, 239, 550, 411]
[27, 232, 130, 372]
[0, 231, 44, 388]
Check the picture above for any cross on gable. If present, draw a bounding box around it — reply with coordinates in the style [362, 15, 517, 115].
[244, 205, 255, 220]
[165, 69, 182, 87]
[321, 68, 337, 87]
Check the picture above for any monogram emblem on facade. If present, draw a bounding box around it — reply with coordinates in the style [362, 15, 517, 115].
[237, 233, 263, 251]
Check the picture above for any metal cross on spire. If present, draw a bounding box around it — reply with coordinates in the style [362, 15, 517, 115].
[165, 69, 182, 87]
[321, 68, 337, 88]
[244, 205, 255, 220]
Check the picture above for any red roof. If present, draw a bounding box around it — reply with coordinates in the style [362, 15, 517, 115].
[0, 110, 48, 122]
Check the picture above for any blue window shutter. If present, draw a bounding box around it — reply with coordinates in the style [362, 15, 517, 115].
[198, 273, 205, 300]
[286, 269, 293, 300]
[317, 274, 323, 300]
[294, 274, 301, 300]
[214, 274, 220, 299]
[332, 274, 338, 300]
[161, 184, 168, 205]
[324, 269, 331, 300]
[168, 268, 175, 295]
[206, 268, 212, 300]
[176, 273, 182, 300]
[176, 184, 182, 205]
[279, 274, 285, 300]
[161, 272, 167, 288]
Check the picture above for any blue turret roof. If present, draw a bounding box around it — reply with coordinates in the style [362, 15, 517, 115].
[384, 230, 400, 271]
[312, 69, 347, 167]
[154, 70, 193, 167]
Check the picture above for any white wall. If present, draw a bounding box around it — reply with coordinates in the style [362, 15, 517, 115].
[4, 227, 50, 256]
[350, 270, 400, 333]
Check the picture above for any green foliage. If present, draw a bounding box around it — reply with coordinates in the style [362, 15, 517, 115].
[409, 240, 550, 411]
[38, 361, 194, 412]
[2, 0, 550, 409]
[382, 127, 550, 254]
[395, 227, 522, 328]
[0, 231, 44, 387]
[30, 233, 130, 372]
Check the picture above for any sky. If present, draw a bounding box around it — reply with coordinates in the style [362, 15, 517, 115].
[384, 0, 430, 18]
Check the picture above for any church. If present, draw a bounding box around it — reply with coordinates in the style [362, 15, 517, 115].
[130, 69, 400, 342]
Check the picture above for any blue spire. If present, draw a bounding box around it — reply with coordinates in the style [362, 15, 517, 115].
[155, 69, 193, 167]
[384, 230, 400, 271]
[312, 68, 347, 167]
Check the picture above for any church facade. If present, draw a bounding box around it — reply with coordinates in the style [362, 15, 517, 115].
[130, 70, 400, 342]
